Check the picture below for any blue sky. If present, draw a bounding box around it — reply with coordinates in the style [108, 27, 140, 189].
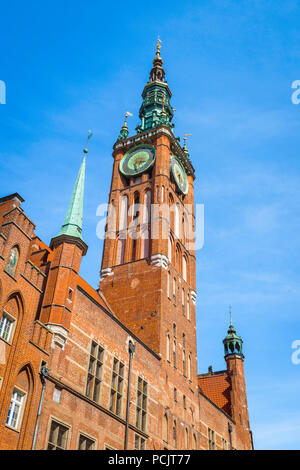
[1, 0, 300, 450]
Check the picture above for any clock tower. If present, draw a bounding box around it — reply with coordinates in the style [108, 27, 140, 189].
[100, 41, 197, 389]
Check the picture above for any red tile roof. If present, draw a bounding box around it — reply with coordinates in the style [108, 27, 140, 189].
[198, 371, 232, 416]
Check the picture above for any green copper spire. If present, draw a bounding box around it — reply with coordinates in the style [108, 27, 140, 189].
[223, 306, 244, 358]
[136, 38, 174, 134]
[56, 155, 86, 241]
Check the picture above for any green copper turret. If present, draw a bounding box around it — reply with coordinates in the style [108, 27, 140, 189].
[223, 312, 244, 358]
[136, 38, 174, 133]
[56, 155, 86, 241]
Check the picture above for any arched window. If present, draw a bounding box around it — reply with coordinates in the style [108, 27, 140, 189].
[182, 349, 186, 376]
[6, 246, 19, 277]
[116, 238, 126, 265]
[133, 193, 140, 221]
[182, 255, 187, 282]
[173, 421, 177, 448]
[173, 278, 176, 302]
[166, 334, 170, 361]
[161, 186, 165, 203]
[182, 288, 185, 314]
[176, 244, 181, 274]
[163, 414, 168, 443]
[119, 195, 128, 230]
[167, 271, 171, 298]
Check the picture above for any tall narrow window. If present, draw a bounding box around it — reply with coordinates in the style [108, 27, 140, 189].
[182, 256, 187, 282]
[173, 340, 177, 368]
[156, 186, 159, 203]
[141, 226, 149, 259]
[136, 377, 148, 432]
[161, 186, 165, 203]
[188, 354, 191, 380]
[167, 271, 170, 298]
[182, 288, 185, 314]
[208, 428, 216, 450]
[185, 428, 189, 448]
[193, 434, 197, 450]
[47, 420, 69, 450]
[168, 237, 172, 263]
[6, 246, 19, 277]
[116, 237, 125, 265]
[187, 295, 190, 321]
[182, 350, 186, 376]
[119, 195, 128, 230]
[85, 341, 104, 403]
[6, 388, 25, 430]
[166, 334, 170, 361]
[163, 414, 168, 443]
[133, 193, 140, 221]
[175, 204, 180, 238]
[143, 190, 151, 224]
[173, 421, 177, 448]
[173, 278, 176, 303]
[109, 358, 124, 416]
[132, 239, 137, 261]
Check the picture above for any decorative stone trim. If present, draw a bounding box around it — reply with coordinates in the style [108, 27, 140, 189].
[100, 267, 114, 281]
[46, 323, 69, 349]
[150, 254, 169, 269]
[191, 290, 197, 305]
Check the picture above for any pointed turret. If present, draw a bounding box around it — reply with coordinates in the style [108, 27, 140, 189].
[136, 38, 174, 133]
[223, 310, 244, 358]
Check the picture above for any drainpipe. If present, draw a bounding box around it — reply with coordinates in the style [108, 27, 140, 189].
[124, 340, 135, 450]
[32, 364, 49, 450]
[228, 422, 233, 450]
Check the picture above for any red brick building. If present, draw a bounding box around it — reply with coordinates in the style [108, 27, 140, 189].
[0, 43, 253, 450]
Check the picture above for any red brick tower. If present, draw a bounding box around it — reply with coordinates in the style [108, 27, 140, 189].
[223, 316, 253, 449]
[100, 41, 197, 372]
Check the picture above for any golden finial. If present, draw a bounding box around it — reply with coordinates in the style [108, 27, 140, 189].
[183, 133, 192, 146]
[83, 130, 93, 154]
[156, 35, 162, 57]
[124, 111, 133, 127]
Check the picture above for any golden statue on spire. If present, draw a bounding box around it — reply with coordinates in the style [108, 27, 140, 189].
[156, 35, 162, 58]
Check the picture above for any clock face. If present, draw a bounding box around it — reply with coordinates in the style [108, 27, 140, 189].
[119, 145, 156, 176]
[170, 156, 188, 195]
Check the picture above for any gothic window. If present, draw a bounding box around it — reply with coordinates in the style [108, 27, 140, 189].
[182, 349, 186, 376]
[182, 288, 185, 314]
[173, 339, 177, 368]
[173, 277, 176, 303]
[161, 186, 165, 203]
[119, 195, 128, 230]
[187, 295, 190, 321]
[6, 246, 19, 277]
[133, 193, 140, 221]
[176, 244, 181, 274]
[141, 227, 150, 259]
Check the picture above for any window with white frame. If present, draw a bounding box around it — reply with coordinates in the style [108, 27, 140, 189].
[0, 312, 15, 343]
[6, 388, 25, 429]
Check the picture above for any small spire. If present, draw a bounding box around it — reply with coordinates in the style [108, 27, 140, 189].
[183, 133, 192, 157]
[54, 134, 91, 243]
[156, 35, 162, 59]
[117, 111, 132, 141]
[223, 307, 244, 358]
